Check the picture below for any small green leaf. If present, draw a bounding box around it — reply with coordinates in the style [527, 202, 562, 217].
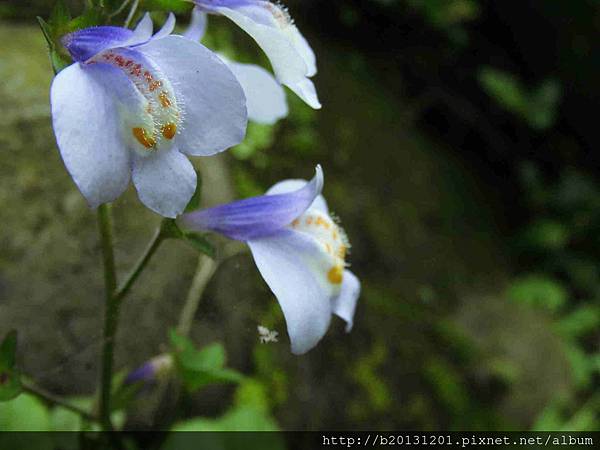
[520, 219, 570, 251]
[0, 394, 51, 431]
[183, 232, 216, 258]
[182, 343, 226, 372]
[0, 331, 22, 402]
[37, 17, 55, 49]
[556, 305, 600, 339]
[169, 331, 242, 393]
[161, 219, 216, 258]
[507, 275, 568, 312]
[37, 16, 71, 74]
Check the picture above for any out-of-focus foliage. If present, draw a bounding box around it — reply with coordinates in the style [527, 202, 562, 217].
[171, 379, 279, 432]
[510, 162, 600, 430]
[479, 67, 562, 130]
[170, 331, 243, 393]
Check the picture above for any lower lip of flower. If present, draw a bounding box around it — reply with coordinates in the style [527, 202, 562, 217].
[291, 210, 349, 286]
[89, 49, 182, 152]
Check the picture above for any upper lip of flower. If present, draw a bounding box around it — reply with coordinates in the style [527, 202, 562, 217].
[178, 165, 324, 241]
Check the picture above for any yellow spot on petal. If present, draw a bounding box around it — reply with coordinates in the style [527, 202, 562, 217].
[132, 127, 156, 149]
[291, 219, 300, 228]
[306, 217, 313, 225]
[327, 266, 343, 285]
[161, 123, 177, 140]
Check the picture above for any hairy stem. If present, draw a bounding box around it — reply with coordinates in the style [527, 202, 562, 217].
[97, 203, 118, 431]
[124, 0, 140, 28]
[22, 381, 97, 422]
[109, 0, 132, 20]
[176, 255, 219, 337]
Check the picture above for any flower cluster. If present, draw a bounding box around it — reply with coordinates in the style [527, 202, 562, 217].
[50, 2, 358, 354]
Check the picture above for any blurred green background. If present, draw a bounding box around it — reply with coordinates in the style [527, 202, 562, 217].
[0, 0, 598, 435]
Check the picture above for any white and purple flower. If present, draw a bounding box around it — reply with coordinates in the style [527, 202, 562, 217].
[179, 166, 360, 354]
[190, 0, 321, 109]
[184, 7, 288, 125]
[51, 13, 248, 217]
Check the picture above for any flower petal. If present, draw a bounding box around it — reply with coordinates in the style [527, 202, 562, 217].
[179, 166, 323, 240]
[290, 26, 317, 77]
[266, 178, 328, 214]
[131, 148, 197, 218]
[222, 57, 288, 124]
[288, 77, 321, 110]
[50, 63, 131, 208]
[184, 7, 208, 42]
[137, 36, 247, 156]
[332, 270, 360, 332]
[130, 12, 155, 44]
[248, 230, 333, 354]
[152, 12, 176, 40]
[207, 3, 321, 108]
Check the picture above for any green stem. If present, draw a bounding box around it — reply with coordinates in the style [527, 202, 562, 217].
[97, 204, 118, 431]
[108, 0, 132, 20]
[113, 225, 166, 302]
[22, 381, 97, 422]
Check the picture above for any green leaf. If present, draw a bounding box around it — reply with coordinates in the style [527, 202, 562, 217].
[167, 380, 282, 436]
[183, 343, 226, 371]
[36, 16, 71, 74]
[478, 67, 561, 130]
[160, 218, 216, 258]
[169, 331, 243, 393]
[0, 393, 51, 431]
[555, 305, 600, 339]
[520, 219, 570, 251]
[50, 406, 81, 432]
[183, 232, 216, 258]
[507, 275, 568, 312]
[0, 330, 22, 402]
[564, 344, 593, 389]
[36, 16, 54, 49]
